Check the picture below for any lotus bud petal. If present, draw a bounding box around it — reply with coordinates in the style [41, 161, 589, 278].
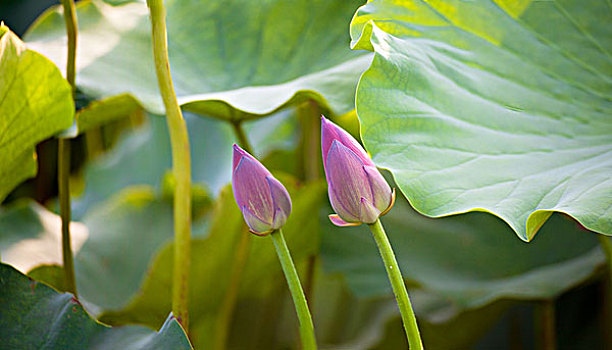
[321, 116, 394, 226]
[232, 144, 291, 235]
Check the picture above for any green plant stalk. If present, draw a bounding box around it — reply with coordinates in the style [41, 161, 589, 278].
[297, 100, 320, 305]
[270, 229, 317, 350]
[213, 123, 254, 350]
[214, 226, 250, 350]
[598, 235, 612, 349]
[147, 0, 192, 329]
[231, 121, 253, 153]
[59, 0, 78, 297]
[58, 139, 77, 296]
[535, 299, 556, 350]
[368, 219, 422, 349]
[599, 235, 612, 285]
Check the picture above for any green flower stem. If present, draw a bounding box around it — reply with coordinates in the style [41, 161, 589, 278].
[535, 299, 556, 350]
[599, 235, 612, 284]
[59, 0, 78, 297]
[297, 99, 321, 305]
[231, 121, 253, 153]
[213, 122, 255, 350]
[598, 235, 612, 349]
[214, 227, 250, 350]
[147, 0, 192, 329]
[58, 139, 77, 296]
[298, 100, 321, 182]
[368, 219, 422, 349]
[270, 229, 317, 350]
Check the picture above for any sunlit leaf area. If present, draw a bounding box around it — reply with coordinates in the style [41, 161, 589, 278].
[1, 0, 610, 349]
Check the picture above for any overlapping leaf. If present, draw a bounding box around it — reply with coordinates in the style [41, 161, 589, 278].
[350, 0, 612, 240]
[26, 0, 371, 120]
[0, 25, 73, 200]
[0, 263, 192, 349]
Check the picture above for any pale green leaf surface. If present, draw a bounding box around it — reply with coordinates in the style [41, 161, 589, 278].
[26, 0, 371, 120]
[321, 196, 605, 309]
[0, 26, 74, 200]
[350, 0, 612, 240]
[0, 263, 192, 349]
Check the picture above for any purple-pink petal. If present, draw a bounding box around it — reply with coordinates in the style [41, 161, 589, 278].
[266, 175, 292, 228]
[363, 165, 393, 212]
[358, 197, 381, 224]
[232, 154, 274, 225]
[325, 140, 372, 221]
[321, 116, 374, 167]
[242, 206, 273, 235]
[329, 214, 361, 227]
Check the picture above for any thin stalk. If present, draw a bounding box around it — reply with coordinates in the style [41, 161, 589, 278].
[231, 121, 253, 153]
[535, 300, 556, 350]
[60, 0, 77, 88]
[298, 100, 321, 182]
[213, 228, 250, 350]
[368, 219, 422, 349]
[147, 0, 192, 329]
[212, 124, 255, 349]
[59, 0, 78, 297]
[598, 235, 612, 349]
[599, 235, 612, 285]
[270, 229, 317, 350]
[58, 139, 77, 295]
[297, 100, 320, 307]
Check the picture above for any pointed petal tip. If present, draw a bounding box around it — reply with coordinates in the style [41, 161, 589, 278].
[329, 214, 361, 227]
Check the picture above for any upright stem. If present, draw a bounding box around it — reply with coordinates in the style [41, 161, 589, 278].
[214, 227, 250, 350]
[298, 100, 321, 182]
[270, 229, 317, 350]
[297, 100, 320, 305]
[60, 0, 77, 89]
[231, 121, 253, 154]
[598, 235, 612, 349]
[147, 0, 192, 329]
[59, 0, 78, 297]
[58, 139, 76, 296]
[599, 235, 612, 285]
[368, 219, 422, 349]
[535, 300, 556, 350]
[213, 122, 255, 349]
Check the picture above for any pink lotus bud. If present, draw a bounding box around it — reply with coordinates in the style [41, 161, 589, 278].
[321, 116, 395, 226]
[232, 144, 292, 235]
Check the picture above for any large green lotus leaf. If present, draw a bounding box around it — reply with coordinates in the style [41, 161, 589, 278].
[71, 111, 297, 219]
[320, 195, 605, 309]
[0, 263, 192, 349]
[100, 181, 325, 349]
[0, 25, 74, 201]
[25, 0, 371, 120]
[350, 0, 612, 240]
